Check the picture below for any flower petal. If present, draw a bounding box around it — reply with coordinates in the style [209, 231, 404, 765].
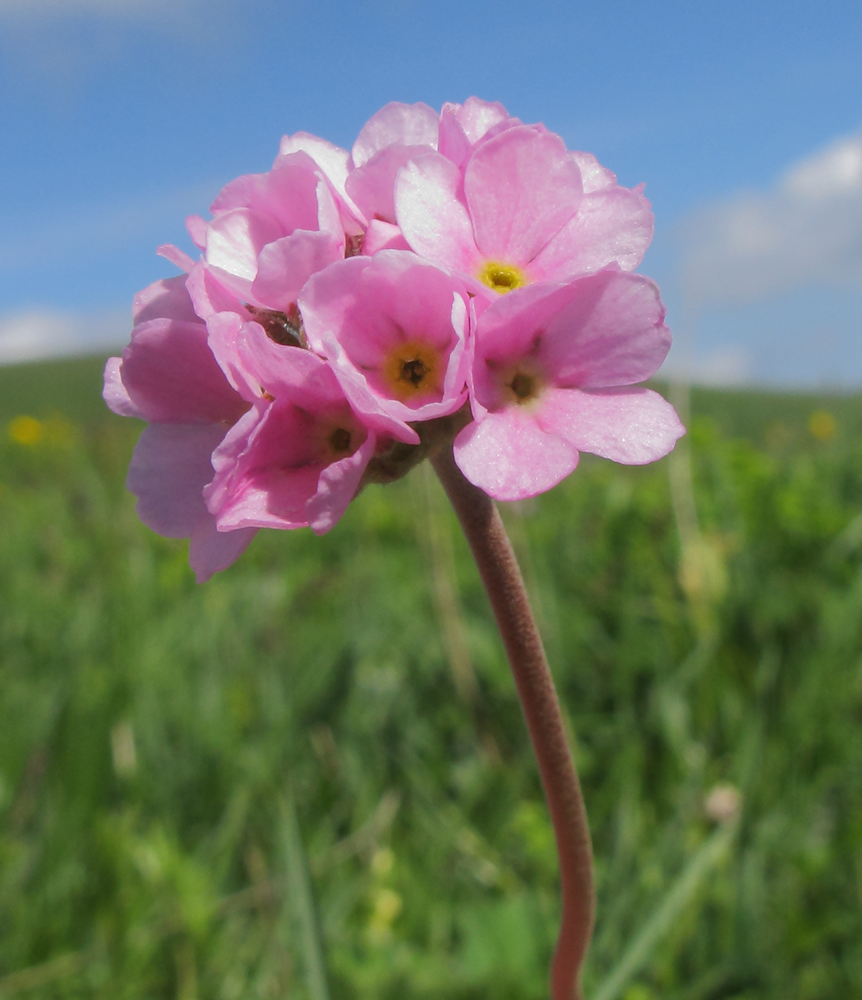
[395, 152, 482, 275]
[128, 423, 226, 537]
[205, 208, 283, 301]
[308, 431, 376, 534]
[570, 151, 617, 193]
[278, 132, 350, 200]
[362, 219, 410, 254]
[347, 144, 435, 224]
[189, 520, 256, 583]
[103, 357, 143, 419]
[205, 402, 320, 531]
[452, 97, 512, 145]
[454, 408, 578, 501]
[464, 126, 582, 264]
[121, 318, 248, 424]
[185, 262, 245, 321]
[211, 154, 322, 234]
[251, 229, 344, 311]
[537, 386, 684, 464]
[530, 186, 654, 281]
[538, 271, 671, 388]
[157, 243, 196, 273]
[132, 274, 199, 325]
[351, 101, 438, 167]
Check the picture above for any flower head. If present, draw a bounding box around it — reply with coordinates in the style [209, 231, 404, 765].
[105, 97, 682, 578]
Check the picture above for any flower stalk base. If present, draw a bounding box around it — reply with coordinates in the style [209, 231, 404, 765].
[430, 444, 595, 1000]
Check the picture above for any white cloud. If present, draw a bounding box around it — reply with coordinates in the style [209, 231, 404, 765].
[681, 132, 862, 304]
[0, 307, 127, 364]
[0, 0, 249, 81]
[660, 344, 753, 387]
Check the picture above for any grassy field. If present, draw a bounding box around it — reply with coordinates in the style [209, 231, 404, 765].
[0, 355, 860, 999]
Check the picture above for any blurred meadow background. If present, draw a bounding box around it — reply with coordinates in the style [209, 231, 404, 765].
[2, 0, 862, 998]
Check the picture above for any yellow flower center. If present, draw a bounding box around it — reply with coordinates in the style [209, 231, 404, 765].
[382, 340, 442, 401]
[478, 261, 526, 294]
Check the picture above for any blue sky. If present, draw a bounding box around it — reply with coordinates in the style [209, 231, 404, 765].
[1, 0, 860, 384]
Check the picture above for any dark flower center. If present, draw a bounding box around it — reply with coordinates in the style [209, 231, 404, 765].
[509, 372, 535, 400]
[330, 427, 352, 453]
[401, 358, 429, 387]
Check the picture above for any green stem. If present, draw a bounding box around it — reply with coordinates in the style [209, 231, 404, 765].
[431, 445, 594, 1000]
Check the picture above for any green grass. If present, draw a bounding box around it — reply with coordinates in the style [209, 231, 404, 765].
[0, 356, 113, 424]
[0, 358, 861, 998]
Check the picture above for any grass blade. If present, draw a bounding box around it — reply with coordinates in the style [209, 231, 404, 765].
[281, 791, 331, 1000]
[592, 820, 737, 1000]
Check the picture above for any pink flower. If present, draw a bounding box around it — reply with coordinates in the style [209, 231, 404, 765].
[185, 150, 346, 314]
[103, 276, 257, 581]
[300, 250, 471, 443]
[202, 323, 376, 535]
[343, 101, 440, 255]
[277, 131, 365, 239]
[346, 97, 521, 256]
[453, 269, 685, 500]
[395, 124, 653, 298]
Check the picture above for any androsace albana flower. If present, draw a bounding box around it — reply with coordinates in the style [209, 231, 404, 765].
[103, 275, 258, 581]
[455, 270, 681, 500]
[104, 96, 683, 578]
[299, 250, 471, 443]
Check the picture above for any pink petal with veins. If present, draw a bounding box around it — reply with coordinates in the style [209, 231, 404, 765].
[128, 422, 227, 537]
[308, 431, 377, 534]
[437, 105, 472, 167]
[395, 153, 482, 275]
[205, 208, 283, 301]
[186, 214, 208, 249]
[536, 386, 684, 464]
[536, 271, 670, 388]
[278, 132, 364, 231]
[103, 357, 143, 419]
[189, 520, 256, 583]
[206, 395, 373, 532]
[454, 408, 579, 501]
[157, 244, 195, 273]
[453, 97, 513, 145]
[362, 219, 410, 254]
[133, 275, 199, 326]
[211, 153, 322, 233]
[300, 251, 470, 438]
[120, 317, 249, 424]
[204, 310, 264, 404]
[185, 262, 245, 322]
[471, 272, 670, 407]
[570, 151, 617, 193]
[347, 144, 437, 225]
[530, 186, 654, 281]
[464, 126, 583, 264]
[351, 101, 438, 167]
[251, 229, 344, 311]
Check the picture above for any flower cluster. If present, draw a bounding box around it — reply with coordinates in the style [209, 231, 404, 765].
[105, 98, 684, 580]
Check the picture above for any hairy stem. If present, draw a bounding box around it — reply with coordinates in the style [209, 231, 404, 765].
[430, 446, 594, 1000]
